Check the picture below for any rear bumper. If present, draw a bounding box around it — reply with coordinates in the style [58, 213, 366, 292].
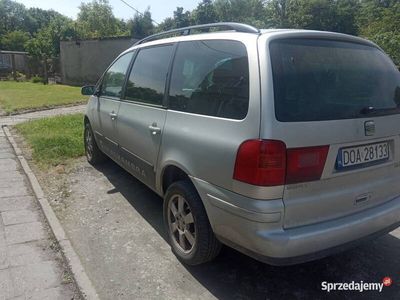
[191, 177, 400, 265]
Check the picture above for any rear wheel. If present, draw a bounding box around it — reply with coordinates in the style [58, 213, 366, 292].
[84, 122, 106, 165]
[164, 180, 221, 265]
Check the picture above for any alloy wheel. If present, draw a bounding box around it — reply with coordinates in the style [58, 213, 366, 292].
[167, 194, 196, 253]
[85, 126, 94, 161]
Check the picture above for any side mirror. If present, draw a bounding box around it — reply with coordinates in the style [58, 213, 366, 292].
[81, 85, 96, 96]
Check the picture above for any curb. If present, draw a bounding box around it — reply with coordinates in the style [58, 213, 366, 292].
[2, 125, 100, 300]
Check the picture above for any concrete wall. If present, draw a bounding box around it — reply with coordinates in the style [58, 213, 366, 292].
[60, 37, 138, 86]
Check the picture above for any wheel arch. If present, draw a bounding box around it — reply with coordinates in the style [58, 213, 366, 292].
[161, 164, 192, 196]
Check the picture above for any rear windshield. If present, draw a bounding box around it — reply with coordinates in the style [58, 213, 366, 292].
[270, 38, 400, 122]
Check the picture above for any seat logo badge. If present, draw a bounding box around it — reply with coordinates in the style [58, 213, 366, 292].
[364, 120, 375, 136]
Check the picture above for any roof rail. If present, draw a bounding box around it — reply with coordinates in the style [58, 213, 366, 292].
[134, 22, 260, 45]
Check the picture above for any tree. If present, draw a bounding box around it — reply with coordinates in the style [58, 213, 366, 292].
[0, 30, 30, 51]
[157, 17, 176, 32]
[0, 1, 68, 36]
[155, 7, 191, 31]
[27, 7, 66, 34]
[358, 0, 400, 65]
[25, 16, 76, 58]
[0, 0, 34, 35]
[24, 31, 52, 59]
[191, 0, 218, 25]
[127, 8, 154, 38]
[173, 7, 192, 28]
[286, 0, 359, 34]
[265, 0, 359, 34]
[213, 0, 267, 27]
[77, 0, 127, 38]
[265, 0, 293, 28]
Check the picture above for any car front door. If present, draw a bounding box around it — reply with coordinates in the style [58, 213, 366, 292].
[117, 44, 175, 189]
[96, 52, 134, 159]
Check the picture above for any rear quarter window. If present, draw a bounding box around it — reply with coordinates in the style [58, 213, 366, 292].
[169, 40, 249, 120]
[270, 38, 400, 122]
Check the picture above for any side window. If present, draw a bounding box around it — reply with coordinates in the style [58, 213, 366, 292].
[169, 40, 249, 119]
[101, 52, 134, 98]
[125, 45, 174, 105]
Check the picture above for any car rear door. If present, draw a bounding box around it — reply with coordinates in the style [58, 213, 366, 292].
[116, 44, 175, 189]
[261, 35, 400, 228]
[96, 52, 134, 160]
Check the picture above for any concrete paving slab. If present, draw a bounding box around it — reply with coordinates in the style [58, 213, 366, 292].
[0, 148, 13, 155]
[0, 196, 35, 212]
[27, 286, 75, 300]
[2, 209, 39, 226]
[0, 143, 12, 149]
[0, 151, 15, 159]
[0, 178, 26, 189]
[0, 138, 11, 145]
[0, 185, 31, 198]
[10, 261, 62, 297]
[0, 171, 24, 180]
[7, 241, 56, 267]
[0, 219, 7, 269]
[0, 212, 3, 231]
[0, 269, 14, 299]
[5, 222, 46, 245]
[0, 233, 8, 270]
[0, 246, 7, 270]
[0, 158, 19, 171]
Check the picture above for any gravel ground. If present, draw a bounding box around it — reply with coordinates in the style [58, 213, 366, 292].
[25, 156, 399, 300]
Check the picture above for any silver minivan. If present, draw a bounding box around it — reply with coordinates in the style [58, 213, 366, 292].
[82, 23, 400, 265]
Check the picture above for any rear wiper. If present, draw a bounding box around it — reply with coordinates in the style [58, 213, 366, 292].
[359, 106, 400, 116]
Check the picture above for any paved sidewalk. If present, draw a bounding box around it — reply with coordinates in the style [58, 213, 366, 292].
[0, 130, 78, 299]
[0, 105, 86, 126]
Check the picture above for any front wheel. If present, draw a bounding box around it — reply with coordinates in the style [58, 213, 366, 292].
[84, 122, 106, 165]
[163, 180, 221, 265]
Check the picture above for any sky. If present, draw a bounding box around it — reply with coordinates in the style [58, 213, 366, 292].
[15, 0, 199, 24]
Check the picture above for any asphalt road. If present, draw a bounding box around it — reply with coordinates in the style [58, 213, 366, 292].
[44, 158, 400, 300]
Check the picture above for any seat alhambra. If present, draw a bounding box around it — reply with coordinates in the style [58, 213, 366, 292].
[82, 23, 400, 265]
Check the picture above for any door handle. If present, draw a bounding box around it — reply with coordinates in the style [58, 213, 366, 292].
[149, 124, 161, 135]
[109, 112, 117, 120]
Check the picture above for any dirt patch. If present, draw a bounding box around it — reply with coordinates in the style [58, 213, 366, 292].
[13, 129, 81, 214]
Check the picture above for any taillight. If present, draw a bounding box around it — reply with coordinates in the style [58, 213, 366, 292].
[286, 146, 329, 184]
[233, 140, 286, 186]
[233, 140, 329, 186]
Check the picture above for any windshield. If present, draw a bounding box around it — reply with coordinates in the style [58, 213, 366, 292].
[270, 38, 400, 122]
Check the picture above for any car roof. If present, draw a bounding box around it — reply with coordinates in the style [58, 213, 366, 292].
[122, 24, 379, 54]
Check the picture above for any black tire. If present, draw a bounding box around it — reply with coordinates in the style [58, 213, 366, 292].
[163, 180, 221, 265]
[84, 121, 107, 165]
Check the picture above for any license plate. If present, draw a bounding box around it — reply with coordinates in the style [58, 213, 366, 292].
[336, 141, 390, 170]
